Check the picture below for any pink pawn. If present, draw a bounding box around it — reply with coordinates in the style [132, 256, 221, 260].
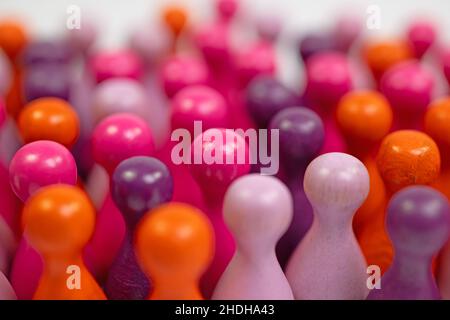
[304, 52, 353, 153]
[216, 0, 238, 23]
[407, 20, 437, 59]
[161, 55, 210, 99]
[190, 129, 250, 298]
[86, 113, 155, 281]
[380, 60, 434, 130]
[9, 141, 77, 300]
[0, 271, 16, 300]
[90, 50, 143, 84]
[443, 49, 450, 90]
[156, 85, 228, 208]
[213, 174, 293, 300]
[286, 152, 369, 299]
[0, 98, 6, 128]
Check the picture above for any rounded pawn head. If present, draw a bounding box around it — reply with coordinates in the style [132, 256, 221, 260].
[92, 78, 149, 124]
[363, 40, 413, 82]
[171, 85, 228, 134]
[18, 97, 80, 148]
[92, 113, 155, 174]
[269, 107, 324, 165]
[111, 156, 173, 226]
[136, 202, 213, 280]
[304, 152, 370, 219]
[162, 5, 188, 38]
[298, 33, 337, 62]
[377, 130, 440, 193]
[256, 15, 282, 43]
[246, 75, 299, 128]
[407, 20, 437, 59]
[387, 186, 450, 258]
[190, 128, 251, 197]
[161, 55, 210, 98]
[424, 97, 450, 149]
[216, 0, 238, 22]
[90, 50, 143, 84]
[223, 174, 293, 252]
[9, 141, 77, 202]
[305, 52, 353, 108]
[194, 23, 230, 66]
[380, 61, 434, 114]
[22, 185, 95, 255]
[0, 20, 28, 60]
[337, 90, 393, 145]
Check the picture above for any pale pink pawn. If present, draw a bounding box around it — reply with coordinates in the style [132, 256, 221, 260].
[213, 174, 294, 300]
[286, 152, 369, 300]
[0, 271, 16, 300]
[190, 129, 251, 298]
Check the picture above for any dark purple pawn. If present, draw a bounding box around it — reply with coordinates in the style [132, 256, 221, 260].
[367, 186, 450, 300]
[246, 75, 299, 129]
[23, 64, 71, 102]
[298, 33, 336, 62]
[269, 107, 324, 267]
[106, 156, 174, 300]
[22, 40, 74, 67]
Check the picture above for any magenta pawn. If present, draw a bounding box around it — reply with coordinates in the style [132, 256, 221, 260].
[380, 60, 434, 130]
[367, 186, 450, 300]
[90, 50, 143, 84]
[407, 20, 437, 59]
[190, 128, 251, 298]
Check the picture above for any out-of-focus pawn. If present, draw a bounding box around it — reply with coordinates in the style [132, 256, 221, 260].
[407, 20, 437, 59]
[304, 52, 353, 153]
[246, 75, 299, 129]
[269, 107, 324, 267]
[136, 202, 214, 300]
[216, 0, 238, 23]
[442, 49, 450, 90]
[0, 49, 12, 96]
[363, 40, 413, 84]
[286, 153, 369, 299]
[0, 215, 16, 274]
[213, 174, 294, 300]
[256, 15, 282, 43]
[22, 40, 73, 67]
[66, 17, 97, 55]
[23, 185, 106, 299]
[161, 55, 210, 99]
[9, 140, 77, 300]
[18, 97, 79, 148]
[336, 90, 393, 271]
[0, 98, 6, 128]
[190, 129, 250, 298]
[90, 50, 143, 84]
[85, 113, 154, 281]
[9, 141, 77, 202]
[367, 186, 450, 300]
[424, 97, 450, 298]
[380, 61, 434, 130]
[130, 23, 170, 68]
[0, 271, 16, 300]
[162, 5, 188, 52]
[23, 64, 71, 102]
[92, 78, 149, 124]
[333, 14, 363, 53]
[105, 157, 173, 300]
[298, 33, 336, 63]
[0, 20, 28, 62]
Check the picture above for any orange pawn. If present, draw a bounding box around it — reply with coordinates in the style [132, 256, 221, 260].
[362, 40, 413, 84]
[336, 91, 393, 245]
[135, 202, 214, 300]
[18, 97, 80, 148]
[162, 5, 188, 52]
[22, 185, 106, 300]
[374, 130, 440, 272]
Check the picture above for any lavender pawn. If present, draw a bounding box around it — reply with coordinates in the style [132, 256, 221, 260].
[367, 186, 450, 300]
[269, 107, 325, 267]
[105, 156, 173, 300]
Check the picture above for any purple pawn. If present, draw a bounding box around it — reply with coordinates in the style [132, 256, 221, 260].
[246, 75, 299, 129]
[298, 33, 336, 62]
[23, 64, 71, 102]
[105, 156, 173, 300]
[367, 186, 450, 300]
[269, 107, 325, 267]
[22, 40, 73, 67]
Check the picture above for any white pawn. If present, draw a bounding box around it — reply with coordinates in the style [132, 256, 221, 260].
[286, 152, 369, 299]
[213, 174, 294, 300]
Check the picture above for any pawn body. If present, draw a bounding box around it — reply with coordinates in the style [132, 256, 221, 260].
[213, 174, 294, 300]
[286, 153, 369, 299]
[0, 271, 16, 300]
